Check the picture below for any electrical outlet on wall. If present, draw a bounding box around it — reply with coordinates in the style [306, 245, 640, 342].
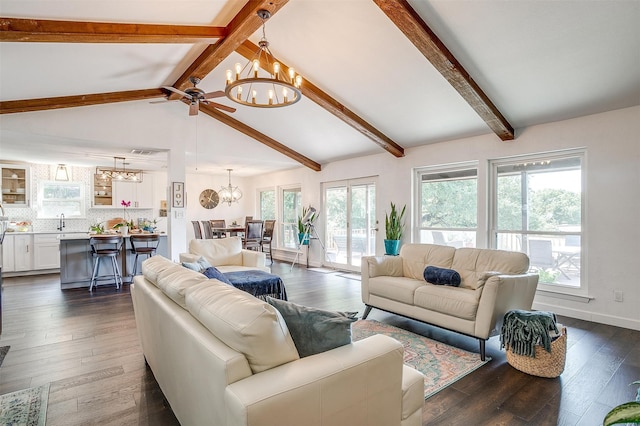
[614, 290, 624, 302]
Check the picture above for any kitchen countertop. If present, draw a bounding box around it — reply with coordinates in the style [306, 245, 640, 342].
[59, 233, 166, 240]
[4, 230, 165, 240]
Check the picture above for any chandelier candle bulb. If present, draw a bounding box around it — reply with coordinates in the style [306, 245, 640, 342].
[226, 69, 232, 84]
[295, 75, 302, 88]
[273, 62, 280, 76]
[235, 63, 242, 79]
[237, 86, 242, 100]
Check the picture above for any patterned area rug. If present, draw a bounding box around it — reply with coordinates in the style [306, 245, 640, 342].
[352, 320, 490, 399]
[0, 346, 9, 367]
[0, 383, 49, 426]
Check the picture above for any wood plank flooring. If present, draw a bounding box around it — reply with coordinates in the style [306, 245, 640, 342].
[1, 261, 638, 425]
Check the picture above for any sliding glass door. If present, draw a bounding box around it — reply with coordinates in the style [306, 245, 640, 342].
[324, 178, 377, 271]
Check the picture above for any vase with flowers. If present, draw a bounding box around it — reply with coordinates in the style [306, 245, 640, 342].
[113, 200, 133, 235]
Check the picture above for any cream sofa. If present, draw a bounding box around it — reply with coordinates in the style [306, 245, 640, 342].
[132, 255, 425, 426]
[361, 244, 539, 360]
[180, 236, 270, 273]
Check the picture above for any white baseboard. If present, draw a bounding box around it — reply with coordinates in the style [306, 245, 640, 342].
[532, 301, 640, 331]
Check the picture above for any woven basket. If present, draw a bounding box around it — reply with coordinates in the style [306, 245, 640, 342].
[506, 327, 567, 378]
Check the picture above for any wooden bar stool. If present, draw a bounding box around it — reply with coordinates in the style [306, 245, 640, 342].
[89, 236, 124, 291]
[130, 234, 160, 276]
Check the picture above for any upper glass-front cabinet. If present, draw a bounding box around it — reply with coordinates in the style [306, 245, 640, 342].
[1, 164, 29, 207]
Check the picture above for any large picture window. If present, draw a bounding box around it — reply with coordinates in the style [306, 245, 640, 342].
[490, 151, 583, 289]
[259, 189, 275, 220]
[415, 164, 478, 248]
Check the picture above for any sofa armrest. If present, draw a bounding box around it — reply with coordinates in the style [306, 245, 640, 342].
[240, 249, 267, 268]
[361, 256, 404, 304]
[225, 334, 409, 426]
[474, 273, 539, 338]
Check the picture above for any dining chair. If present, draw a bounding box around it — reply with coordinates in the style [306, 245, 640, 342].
[243, 220, 263, 251]
[201, 220, 214, 239]
[211, 219, 226, 238]
[528, 239, 555, 270]
[262, 219, 276, 263]
[191, 221, 203, 239]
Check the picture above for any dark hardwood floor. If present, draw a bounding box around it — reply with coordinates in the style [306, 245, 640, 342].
[1, 261, 638, 425]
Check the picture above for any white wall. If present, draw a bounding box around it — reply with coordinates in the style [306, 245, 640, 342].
[244, 106, 640, 331]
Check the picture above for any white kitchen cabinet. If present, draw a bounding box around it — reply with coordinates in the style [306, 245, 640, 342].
[3, 233, 33, 272]
[1, 164, 30, 207]
[113, 179, 153, 209]
[33, 234, 61, 269]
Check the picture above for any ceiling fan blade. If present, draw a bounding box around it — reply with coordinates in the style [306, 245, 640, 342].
[189, 102, 199, 116]
[161, 86, 192, 99]
[202, 90, 225, 100]
[149, 99, 177, 104]
[206, 101, 236, 113]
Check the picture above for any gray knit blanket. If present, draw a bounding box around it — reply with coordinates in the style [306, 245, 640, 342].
[500, 310, 558, 357]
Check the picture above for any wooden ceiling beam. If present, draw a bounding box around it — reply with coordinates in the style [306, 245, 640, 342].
[171, 0, 289, 94]
[0, 88, 166, 114]
[236, 40, 405, 158]
[199, 103, 322, 172]
[0, 17, 225, 43]
[373, 0, 515, 141]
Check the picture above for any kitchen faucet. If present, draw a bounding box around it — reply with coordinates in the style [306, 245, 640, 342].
[57, 213, 65, 231]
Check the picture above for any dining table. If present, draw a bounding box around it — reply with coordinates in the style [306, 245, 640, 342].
[211, 225, 245, 237]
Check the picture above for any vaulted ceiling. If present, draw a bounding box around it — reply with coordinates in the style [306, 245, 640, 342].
[1, 0, 639, 176]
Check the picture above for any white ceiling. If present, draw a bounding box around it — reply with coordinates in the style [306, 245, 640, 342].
[1, 0, 639, 177]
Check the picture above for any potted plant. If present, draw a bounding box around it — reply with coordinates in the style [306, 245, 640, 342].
[603, 380, 640, 425]
[384, 202, 406, 255]
[297, 206, 317, 245]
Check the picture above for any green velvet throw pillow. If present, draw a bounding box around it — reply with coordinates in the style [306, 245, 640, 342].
[265, 297, 358, 358]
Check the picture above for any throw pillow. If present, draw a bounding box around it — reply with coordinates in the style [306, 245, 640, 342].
[202, 266, 233, 285]
[423, 265, 461, 286]
[265, 296, 358, 358]
[182, 256, 213, 272]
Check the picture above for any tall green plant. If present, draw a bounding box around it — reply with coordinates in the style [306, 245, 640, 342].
[385, 202, 406, 240]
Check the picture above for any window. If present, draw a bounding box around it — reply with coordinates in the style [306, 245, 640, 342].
[259, 189, 276, 220]
[490, 151, 583, 289]
[280, 186, 302, 249]
[415, 164, 478, 248]
[37, 181, 86, 218]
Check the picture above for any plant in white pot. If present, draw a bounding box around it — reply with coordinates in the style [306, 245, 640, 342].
[384, 202, 406, 255]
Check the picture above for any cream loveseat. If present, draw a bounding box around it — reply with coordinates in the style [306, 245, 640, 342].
[132, 255, 425, 426]
[180, 236, 270, 273]
[361, 244, 539, 360]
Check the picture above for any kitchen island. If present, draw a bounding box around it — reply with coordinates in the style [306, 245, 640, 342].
[59, 233, 168, 289]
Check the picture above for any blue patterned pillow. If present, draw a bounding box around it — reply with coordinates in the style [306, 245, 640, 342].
[202, 266, 233, 285]
[182, 256, 212, 272]
[423, 266, 461, 286]
[265, 297, 358, 358]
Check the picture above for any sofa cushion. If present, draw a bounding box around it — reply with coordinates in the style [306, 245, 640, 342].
[186, 282, 300, 373]
[156, 263, 210, 309]
[400, 244, 456, 280]
[141, 255, 178, 286]
[366, 255, 403, 278]
[423, 266, 461, 286]
[189, 237, 244, 267]
[265, 297, 357, 358]
[451, 248, 530, 290]
[414, 284, 480, 321]
[369, 276, 425, 305]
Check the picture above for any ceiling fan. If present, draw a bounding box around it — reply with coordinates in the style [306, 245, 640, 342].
[154, 76, 236, 116]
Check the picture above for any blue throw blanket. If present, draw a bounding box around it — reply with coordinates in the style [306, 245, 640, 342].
[223, 270, 288, 301]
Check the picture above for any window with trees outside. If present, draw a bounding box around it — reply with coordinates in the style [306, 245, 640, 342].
[415, 164, 478, 248]
[259, 189, 275, 220]
[490, 151, 583, 289]
[280, 187, 302, 249]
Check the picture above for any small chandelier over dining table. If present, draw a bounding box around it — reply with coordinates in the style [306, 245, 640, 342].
[224, 9, 302, 108]
[219, 169, 243, 206]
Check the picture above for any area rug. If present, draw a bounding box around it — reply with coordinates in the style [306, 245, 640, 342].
[0, 383, 49, 426]
[352, 320, 490, 399]
[0, 346, 9, 367]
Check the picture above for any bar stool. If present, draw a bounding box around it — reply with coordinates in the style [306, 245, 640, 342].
[89, 236, 124, 291]
[130, 234, 160, 276]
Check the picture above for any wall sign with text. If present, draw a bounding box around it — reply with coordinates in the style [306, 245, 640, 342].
[172, 182, 184, 207]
